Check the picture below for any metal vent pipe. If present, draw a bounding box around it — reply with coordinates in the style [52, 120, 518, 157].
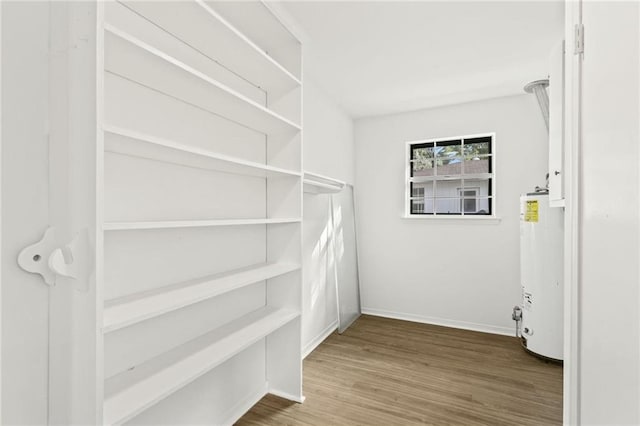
[524, 79, 550, 131]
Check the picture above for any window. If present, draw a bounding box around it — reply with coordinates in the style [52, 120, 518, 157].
[459, 187, 480, 213]
[406, 134, 494, 216]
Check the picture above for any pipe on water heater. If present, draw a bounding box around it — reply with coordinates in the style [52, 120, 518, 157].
[524, 79, 550, 131]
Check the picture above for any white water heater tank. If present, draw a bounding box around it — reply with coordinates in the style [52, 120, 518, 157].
[520, 192, 563, 361]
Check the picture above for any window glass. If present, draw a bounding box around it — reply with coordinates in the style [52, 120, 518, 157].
[407, 135, 493, 216]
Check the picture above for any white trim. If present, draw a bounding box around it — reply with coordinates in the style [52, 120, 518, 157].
[563, 1, 581, 424]
[0, 2, 3, 420]
[405, 131, 496, 146]
[362, 308, 514, 337]
[409, 173, 493, 183]
[268, 389, 305, 404]
[401, 215, 501, 223]
[302, 320, 338, 359]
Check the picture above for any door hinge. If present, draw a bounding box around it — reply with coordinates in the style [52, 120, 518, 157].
[574, 23, 584, 55]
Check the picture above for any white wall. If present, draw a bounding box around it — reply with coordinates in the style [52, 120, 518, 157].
[302, 78, 354, 356]
[354, 94, 547, 334]
[303, 79, 355, 184]
[578, 2, 640, 423]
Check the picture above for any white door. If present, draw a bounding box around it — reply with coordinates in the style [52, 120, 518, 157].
[576, 1, 640, 424]
[2, 3, 101, 424]
[1, 2, 51, 423]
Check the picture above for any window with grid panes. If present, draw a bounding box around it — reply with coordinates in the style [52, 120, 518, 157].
[407, 134, 494, 216]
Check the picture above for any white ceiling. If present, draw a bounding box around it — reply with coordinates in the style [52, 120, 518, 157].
[277, 1, 565, 118]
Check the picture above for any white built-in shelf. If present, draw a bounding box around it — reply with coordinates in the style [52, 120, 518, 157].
[303, 171, 346, 194]
[115, 1, 300, 99]
[207, 1, 302, 80]
[103, 218, 301, 231]
[104, 24, 301, 136]
[194, 1, 300, 94]
[103, 306, 299, 426]
[104, 125, 301, 178]
[103, 262, 300, 333]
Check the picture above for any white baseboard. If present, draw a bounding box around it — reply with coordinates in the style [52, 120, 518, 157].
[220, 383, 268, 426]
[269, 389, 305, 403]
[361, 307, 514, 337]
[302, 319, 338, 359]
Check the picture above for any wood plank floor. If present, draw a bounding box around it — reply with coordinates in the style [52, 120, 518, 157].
[237, 315, 562, 426]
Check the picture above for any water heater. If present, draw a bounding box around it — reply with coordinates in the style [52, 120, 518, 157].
[519, 192, 563, 361]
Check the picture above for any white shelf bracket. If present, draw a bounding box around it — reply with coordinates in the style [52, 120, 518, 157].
[18, 226, 90, 288]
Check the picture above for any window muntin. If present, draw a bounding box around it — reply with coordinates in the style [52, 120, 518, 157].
[408, 135, 493, 216]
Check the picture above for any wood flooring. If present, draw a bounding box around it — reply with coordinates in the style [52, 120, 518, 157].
[237, 315, 563, 426]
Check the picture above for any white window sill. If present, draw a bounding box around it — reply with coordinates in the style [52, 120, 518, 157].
[401, 215, 502, 224]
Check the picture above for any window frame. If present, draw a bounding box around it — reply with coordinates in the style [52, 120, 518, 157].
[404, 132, 496, 218]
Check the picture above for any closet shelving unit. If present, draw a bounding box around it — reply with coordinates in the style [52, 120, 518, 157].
[96, 1, 303, 424]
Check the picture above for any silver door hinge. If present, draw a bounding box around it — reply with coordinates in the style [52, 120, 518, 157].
[574, 23, 584, 55]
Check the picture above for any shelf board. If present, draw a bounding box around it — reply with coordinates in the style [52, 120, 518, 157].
[194, 1, 301, 93]
[303, 171, 346, 194]
[103, 262, 300, 333]
[104, 125, 301, 178]
[118, 0, 300, 98]
[104, 23, 301, 136]
[206, 1, 302, 79]
[103, 217, 301, 231]
[103, 306, 299, 425]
